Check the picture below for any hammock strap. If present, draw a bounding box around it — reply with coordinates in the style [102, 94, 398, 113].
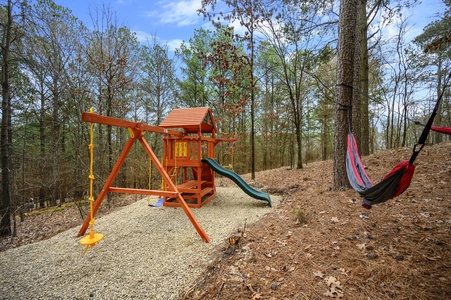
[408, 71, 451, 166]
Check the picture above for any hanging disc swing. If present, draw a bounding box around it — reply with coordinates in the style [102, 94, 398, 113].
[80, 108, 104, 253]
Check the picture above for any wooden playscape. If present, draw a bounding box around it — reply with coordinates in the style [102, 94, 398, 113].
[159, 107, 225, 208]
[77, 107, 271, 246]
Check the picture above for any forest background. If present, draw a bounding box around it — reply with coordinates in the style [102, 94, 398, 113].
[0, 0, 450, 237]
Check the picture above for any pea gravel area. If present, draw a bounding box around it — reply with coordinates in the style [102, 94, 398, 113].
[0, 187, 279, 300]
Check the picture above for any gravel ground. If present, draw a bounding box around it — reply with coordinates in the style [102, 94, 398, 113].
[0, 187, 279, 300]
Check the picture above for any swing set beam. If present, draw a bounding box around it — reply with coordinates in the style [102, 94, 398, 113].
[81, 112, 185, 137]
[77, 112, 210, 243]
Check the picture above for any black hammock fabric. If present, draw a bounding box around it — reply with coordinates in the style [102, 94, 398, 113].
[346, 133, 416, 209]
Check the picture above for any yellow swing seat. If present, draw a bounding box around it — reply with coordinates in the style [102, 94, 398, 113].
[80, 232, 104, 254]
[80, 232, 104, 247]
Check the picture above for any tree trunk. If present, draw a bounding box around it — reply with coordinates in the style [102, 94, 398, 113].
[352, 0, 364, 148]
[39, 79, 47, 209]
[295, 120, 303, 169]
[52, 77, 60, 206]
[250, 31, 256, 179]
[361, 13, 370, 155]
[0, 0, 14, 237]
[334, 0, 357, 189]
[434, 57, 443, 144]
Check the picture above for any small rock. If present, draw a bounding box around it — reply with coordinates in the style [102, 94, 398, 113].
[367, 252, 378, 259]
[359, 213, 369, 219]
[364, 231, 375, 239]
[270, 282, 278, 290]
[394, 254, 404, 261]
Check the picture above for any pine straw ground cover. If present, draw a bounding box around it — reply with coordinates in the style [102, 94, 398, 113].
[1, 142, 450, 299]
[184, 142, 451, 300]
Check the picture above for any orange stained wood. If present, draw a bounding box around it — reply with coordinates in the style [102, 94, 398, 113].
[159, 107, 216, 134]
[82, 112, 184, 137]
[77, 120, 210, 243]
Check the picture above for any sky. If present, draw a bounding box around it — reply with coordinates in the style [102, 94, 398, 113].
[54, 0, 447, 53]
[55, 0, 210, 52]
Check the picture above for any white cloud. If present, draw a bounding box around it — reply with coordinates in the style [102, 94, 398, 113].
[134, 30, 155, 43]
[132, 30, 182, 52]
[218, 18, 270, 41]
[145, 0, 202, 27]
[166, 39, 184, 51]
[228, 19, 246, 36]
[377, 2, 445, 43]
[200, 20, 215, 32]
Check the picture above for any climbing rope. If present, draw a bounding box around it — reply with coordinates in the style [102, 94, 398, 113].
[148, 155, 152, 205]
[79, 108, 104, 254]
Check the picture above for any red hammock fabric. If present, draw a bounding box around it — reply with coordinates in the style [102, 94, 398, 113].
[383, 160, 416, 199]
[431, 125, 451, 135]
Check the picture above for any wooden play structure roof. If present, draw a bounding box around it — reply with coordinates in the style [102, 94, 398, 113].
[159, 107, 216, 134]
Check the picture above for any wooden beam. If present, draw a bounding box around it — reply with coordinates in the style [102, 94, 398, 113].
[108, 187, 177, 198]
[82, 112, 183, 137]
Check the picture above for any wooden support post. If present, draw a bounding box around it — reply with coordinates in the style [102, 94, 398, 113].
[139, 134, 210, 242]
[78, 131, 137, 237]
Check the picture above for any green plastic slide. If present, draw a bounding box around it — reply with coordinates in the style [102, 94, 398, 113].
[202, 158, 272, 207]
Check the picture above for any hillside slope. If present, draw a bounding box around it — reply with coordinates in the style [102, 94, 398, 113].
[184, 142, 451, 300]
[1, 142, 449, 299]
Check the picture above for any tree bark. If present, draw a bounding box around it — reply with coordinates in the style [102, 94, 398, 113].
[434, 57, 443, 144]
[39, 78, 47, 209]
[250, 30, 256, 180]
[360, 7, 370, 155]
[352, 0, 364, 149]
[0, 0, 14, 237]
[334, 0, 357, 189]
